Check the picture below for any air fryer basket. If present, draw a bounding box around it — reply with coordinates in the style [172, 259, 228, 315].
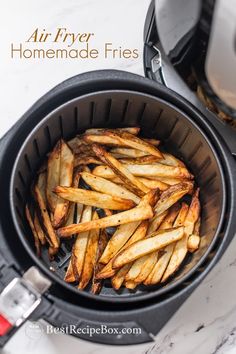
[10, 88, 226, 301]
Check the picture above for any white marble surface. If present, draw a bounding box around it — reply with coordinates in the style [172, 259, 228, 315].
[1, 1, 236, 354]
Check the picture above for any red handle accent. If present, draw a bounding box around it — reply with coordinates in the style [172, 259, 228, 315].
[0, 314, 13, 336]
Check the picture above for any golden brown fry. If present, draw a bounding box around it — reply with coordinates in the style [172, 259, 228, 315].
[125, 206, 180, 283]
[104, 131, 163, 158]
[57, 199, 154, 238]
[111, 264, 132, 290]
[73, 205, 92, 280]
[91, 230, 109, 294]
[33, 213, 46, 245]
[53, 140, 74, 228]
[99, 221, 140, 265]
[46, 140, 61, 212]
[158, 153, 186, 168]
[161, 190, 200, 282]
[74, 155, 102, 167]
[92, 144, 150, 197]
[120, 156, 160, 165]
[96, 220, 148, 279]
[113, 227, 184, 269]
[25, 205, 41, 257]
[188, 234, 200, 252]
[92, 164, 192, 180]
[81, 172, 140, 204]
[54, 186, 136, 211]
[124, 280, 137, 289]
[111, 176, 168, 191]
[143, 138, 160, 146]
[145, 203, 189, 285]
[78, 211, 100, 289]
[85, 127, 140, 135]
[34, 173, 59, 250]
[147, 210, 169, 234]
[154, 182, 193, 215]
[64, 258, 76, 283]
[110, 148, 150, 158]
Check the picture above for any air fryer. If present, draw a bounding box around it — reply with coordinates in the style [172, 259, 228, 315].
[0, 70, 235, 346]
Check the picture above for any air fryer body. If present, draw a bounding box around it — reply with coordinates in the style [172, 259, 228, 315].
[0, 70, 235, 346]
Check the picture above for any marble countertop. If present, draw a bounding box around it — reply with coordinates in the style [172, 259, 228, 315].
[1, 1, 236, 353]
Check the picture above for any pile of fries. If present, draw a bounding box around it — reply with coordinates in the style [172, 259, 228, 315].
[25, 127, 201, 293]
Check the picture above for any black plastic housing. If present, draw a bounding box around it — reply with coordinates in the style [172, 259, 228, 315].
[0, 70, 235, 345]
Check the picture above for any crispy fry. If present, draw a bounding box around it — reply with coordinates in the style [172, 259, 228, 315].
[64, 258, 76, 282]
[111, 264, 132, 290]
[46, 140, 61, 212]
[104, 131, 163, 158]
[73, 205, 92, 280]
[110, 148, 150, 158]
[92, 144, 149, 197]
[57, 199, 154, 238]
[34, 173, 59, 250]
[154, 182, 193, 215]
[162, 190, 200, 282]
[54, 186, 136, 211]
[99, 221, 140, 264]
[91, 230, 109, 294]
[143, 138, 160, 146]
[120, 156, 160, 165]
[125, 206, 180, 283]
[78, 211, 100, 289]
[81, 172, 140, 204]
[158, 153, 186, 168]
[113, 227, 184, 269]
[93, 164, 192, 180]
[111, 176, 169, 191]
[33, 213, 46, 245]
[25, 205, 41, 257]
[188, 234, 200, 252]
[148, 210, 169, 234]
[144, 203, 189, 285]
[53, 140, 74, 228]
[85, 127, 140, 135]
[124, 280, 137, 289]
[96, 221, 148, 279]
[74, 155, 102, 167]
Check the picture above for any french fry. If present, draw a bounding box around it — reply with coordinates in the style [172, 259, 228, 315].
[143, 138, 160, 146]
[46, 140, 61, 212]
[64, 258, 76, 283]
[97, 220, 148, 279]
[151, 177, 188, 186]
[33, 213, 46, 245]
[73, 205, 92, 280]
[92, 144, 149, 197]
[78, 211, 100, 289]
[154, 182, 193, 215]
[113, 227, 184, 269]
[81, 172, 140, 204]
[125, 205, 180, 283]
[144, 203, 189, 285]
[158, 153, 186, 168]
[161, 189, 200, 282]
[125, 280, 137, 289]
[99, 221, 140, 264]
[25, 205, 41, 257]
[111, 176, 169, 191]
[34, 173, 59, 250]
[104, 131, 163, 158]
[91, 230, 109, 294]
[74, 156, 102, 167]
[147, 210, 169, 234]
[92, 163, 192, 180]
[85, 127, 140, 135]
[188, 234, 200, 252]
[57, 198, 154, 238]
[111, 264, 132, 290]
[54, 186, 136, 211]
[120, 156, 160, 165]
[110, 148, 150, 158]
[53, 140, 74, 228]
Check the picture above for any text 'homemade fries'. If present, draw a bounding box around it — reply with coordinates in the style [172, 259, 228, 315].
[25, 127, 201, 294]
